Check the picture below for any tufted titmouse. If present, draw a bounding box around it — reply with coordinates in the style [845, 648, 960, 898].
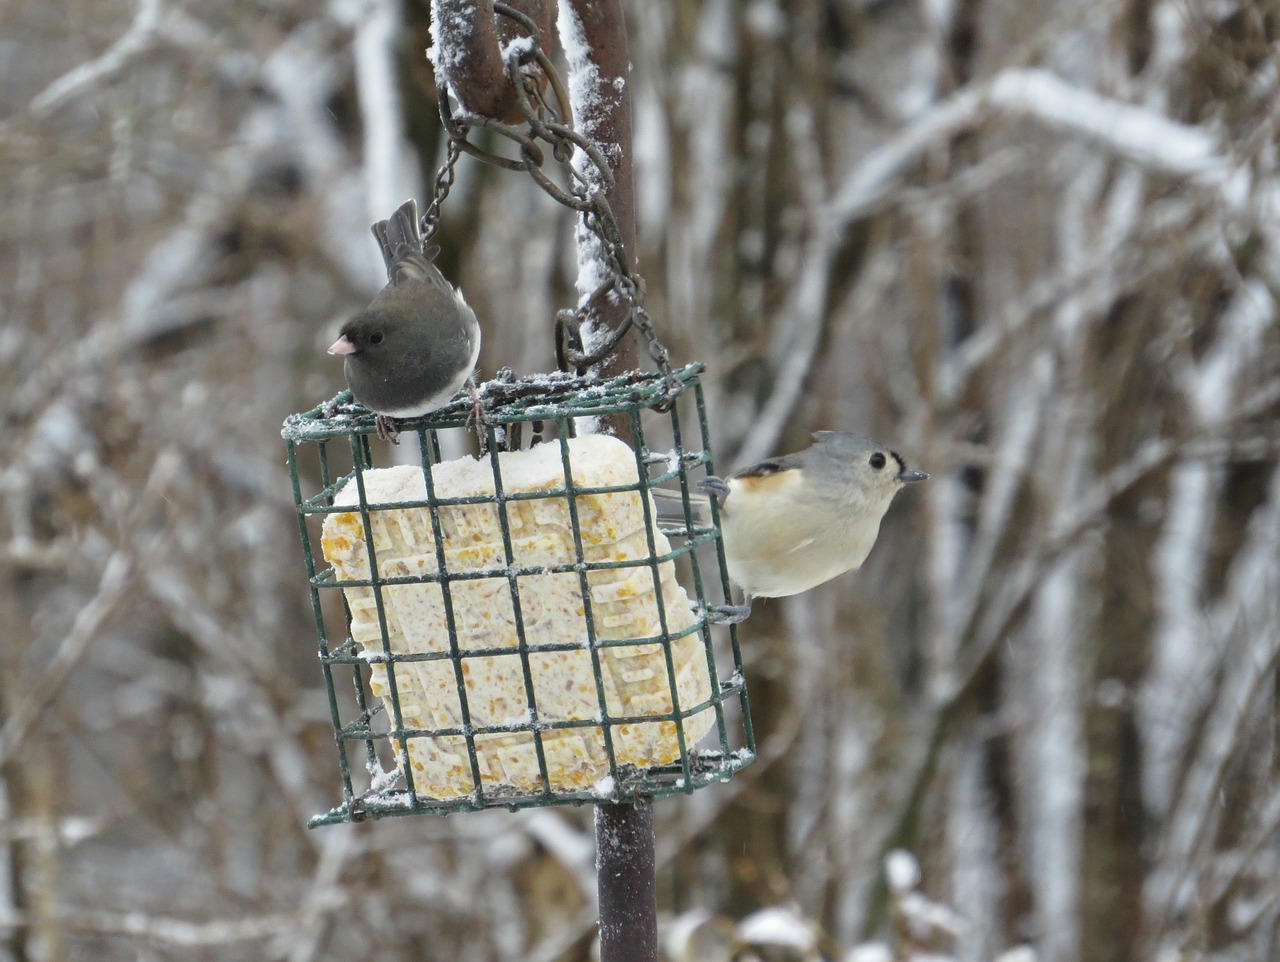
[695, 432, 927, 610]
[328, 199, 482, 441]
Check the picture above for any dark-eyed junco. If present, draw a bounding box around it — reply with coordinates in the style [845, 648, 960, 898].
[328, 199, 481, 440]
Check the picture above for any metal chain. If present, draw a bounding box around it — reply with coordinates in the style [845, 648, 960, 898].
[419, 138, 462, 243]
[431, 3, 681, 404]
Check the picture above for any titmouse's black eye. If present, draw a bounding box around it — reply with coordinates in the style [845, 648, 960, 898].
[869, 452, 887, 470]
[370, 331, 384, 345]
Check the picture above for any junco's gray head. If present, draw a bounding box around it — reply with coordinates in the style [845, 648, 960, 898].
[699, 431, 927, 603]
[328, 199, 481, 437]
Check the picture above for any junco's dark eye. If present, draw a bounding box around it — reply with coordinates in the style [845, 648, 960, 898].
[370, 331, 384, 344]
[869, 453, 886, 470]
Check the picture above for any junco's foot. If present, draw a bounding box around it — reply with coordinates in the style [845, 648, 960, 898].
[375, 415, 400, 444]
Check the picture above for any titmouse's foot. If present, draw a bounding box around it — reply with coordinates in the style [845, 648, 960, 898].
[700, 476, 731, 500]
[706, 600, 752, 625]
[375, 415, 400, 444]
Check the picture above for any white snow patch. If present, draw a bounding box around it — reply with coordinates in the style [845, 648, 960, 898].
[844, 943, 893, 962]
[736, 906, 815, 951]
[498, 709, 533, 728]
[1025, 551, 1084, 944]
[986, 67, 1216, 171]
[427, 0, 474, 80]
[555, 0, 622, 306]
[744, 0, 783, 38]
[898, 892, 967, 940]
[520, 809, 595, 868]
[834, 67, 1232, 223]
[664, 909, 719, 961]
[921, 0, 955, 33]
[500, 34, 534, 62]
[632, 79, 670, 241]
[366, 762, 399, 793]
[885, 848, 920, 893]
[591, 774, 615, 797]
[556, 0, 606, 130]
[351, 0, 421, 219]
[994, 947, 1039, 962]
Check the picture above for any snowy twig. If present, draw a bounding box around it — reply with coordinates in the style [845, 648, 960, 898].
[0, 548, 141, 768]
[951, 375, 1280, 709]
[1149, 464, 1280, 939]
[732, 88, 834, 469]
[349, 0, 421, 218]
[833, 67, 1239, 224]
[29, 0, 163, 116]
[0, 905, 342, 946]
[733, 225, 836, 470]
[937, 209, 1215, 404]
[280, 826, 361, 962]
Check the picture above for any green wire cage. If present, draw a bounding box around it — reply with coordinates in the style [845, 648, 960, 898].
[283, 364, 755, 826]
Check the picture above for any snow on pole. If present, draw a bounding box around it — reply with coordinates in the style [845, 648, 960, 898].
[555, 0, 638, 383]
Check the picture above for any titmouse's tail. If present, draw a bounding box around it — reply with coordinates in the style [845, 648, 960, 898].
[650, 487, 712, 527]
[372, 199, 440, 285]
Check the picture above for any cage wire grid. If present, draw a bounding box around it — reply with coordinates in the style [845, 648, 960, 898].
[283, 364, 755, 825]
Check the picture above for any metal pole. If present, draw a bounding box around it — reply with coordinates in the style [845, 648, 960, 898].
[555, 1, 660, 956]
[436, 5, 656, 959]
[561, 3, 656, 959]
[596, 800, 657, 962]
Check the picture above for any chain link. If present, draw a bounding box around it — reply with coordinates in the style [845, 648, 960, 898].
[419, 138, 462, 243]
[426, 2, 681, 405]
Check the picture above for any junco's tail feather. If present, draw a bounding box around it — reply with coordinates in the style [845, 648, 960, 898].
[374, 200, 440, 286]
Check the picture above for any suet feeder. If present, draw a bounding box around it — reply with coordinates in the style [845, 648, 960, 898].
[284, 9, 754, 959]
[283, 365, 755, 824]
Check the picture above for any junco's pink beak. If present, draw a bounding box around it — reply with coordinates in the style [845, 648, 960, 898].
[327, 335, 356, 356]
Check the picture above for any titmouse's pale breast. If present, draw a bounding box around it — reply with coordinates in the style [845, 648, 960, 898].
[720, 469, 889, 598]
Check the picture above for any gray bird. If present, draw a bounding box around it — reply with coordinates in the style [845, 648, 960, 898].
[328, 199, 481, 441]
[697, 432, 928, 614]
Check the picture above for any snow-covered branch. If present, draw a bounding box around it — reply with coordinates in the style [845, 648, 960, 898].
[833, 67, 1241, 223]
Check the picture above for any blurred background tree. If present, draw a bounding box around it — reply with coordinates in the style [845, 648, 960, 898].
[2, 0, 1279, 960]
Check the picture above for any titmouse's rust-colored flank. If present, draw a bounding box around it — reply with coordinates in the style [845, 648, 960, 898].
[328, 199, 481, 441]
[700, 432, 927, 608]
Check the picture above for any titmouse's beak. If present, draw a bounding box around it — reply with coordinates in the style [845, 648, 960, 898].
[327, 335, 356, 356]
[898, 468, 929, 484]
